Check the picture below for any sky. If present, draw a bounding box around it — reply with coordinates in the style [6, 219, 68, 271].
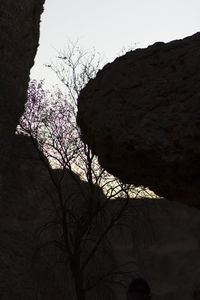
[31, 0, 200, 87]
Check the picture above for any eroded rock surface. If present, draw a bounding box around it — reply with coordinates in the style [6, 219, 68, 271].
[77, 32, 200, 206]
[0, 1, 45, 298]
[0, 0, 45, 142]
[0, 0, 45, 217]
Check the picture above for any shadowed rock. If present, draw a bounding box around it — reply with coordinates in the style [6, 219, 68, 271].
[77, 32, 200, 207]
[0, 0, 45, 141]
[1, 4, 200, 298]
[0, 1, 45, 298]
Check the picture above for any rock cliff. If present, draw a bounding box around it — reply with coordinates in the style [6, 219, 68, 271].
[0, 0, 45, 213]
[77, 32, 200, 207]
[0, 1, 45, 298]
[0, 0, 45, 144]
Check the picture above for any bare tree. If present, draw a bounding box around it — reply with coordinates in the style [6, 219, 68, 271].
[18, 43, 145, 300]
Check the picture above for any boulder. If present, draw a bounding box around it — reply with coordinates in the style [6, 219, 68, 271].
[77, 32, 200, 207]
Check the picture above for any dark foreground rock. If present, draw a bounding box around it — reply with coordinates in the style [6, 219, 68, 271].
[77, 32, 200, 207]
[1, 3, 200, 299]
[3, 136, 200, 300]
[0, 1, 45, 298]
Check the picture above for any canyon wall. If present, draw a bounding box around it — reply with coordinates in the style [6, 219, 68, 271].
[1, 4, 200, 298]
[0, 1, 46, 298]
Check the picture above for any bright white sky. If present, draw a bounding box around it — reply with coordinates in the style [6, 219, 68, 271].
[31, 0, 200, 86]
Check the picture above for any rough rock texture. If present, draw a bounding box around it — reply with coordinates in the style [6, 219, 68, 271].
[0, 0, 45, 144]
[0, 1, 45, 298]
[0, 0, 45, 223]
[77, 32, 200, 206]
[2, 4, 200, 298]
[111, 199, 200, 300]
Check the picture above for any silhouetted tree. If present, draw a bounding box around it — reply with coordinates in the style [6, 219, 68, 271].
[18, 43, 146, 300]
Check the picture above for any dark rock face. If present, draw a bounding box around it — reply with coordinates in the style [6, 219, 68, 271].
[0, 135, 109, 300]
[1, 4, 200, 298]
[77, 32, 200, 206]
[4, 135, 200, 300]
[110, 199, 200, 300]
[0, 1, 45, 298]
[0, 0, 45, 202]
[0, 135, 63, 300]
[0, 0, 45, 140]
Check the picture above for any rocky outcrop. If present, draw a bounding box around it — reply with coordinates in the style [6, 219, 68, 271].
[0, 0, 45, 143]
[0, 0, 45, 222]
[77, 32, 200, 207]
[0, 1, 45, 298]
[2, 3, 200, 299]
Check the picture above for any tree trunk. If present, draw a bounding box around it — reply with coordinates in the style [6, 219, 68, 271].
[71, 249, 86, 300]
[74, 274, 86, 300]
